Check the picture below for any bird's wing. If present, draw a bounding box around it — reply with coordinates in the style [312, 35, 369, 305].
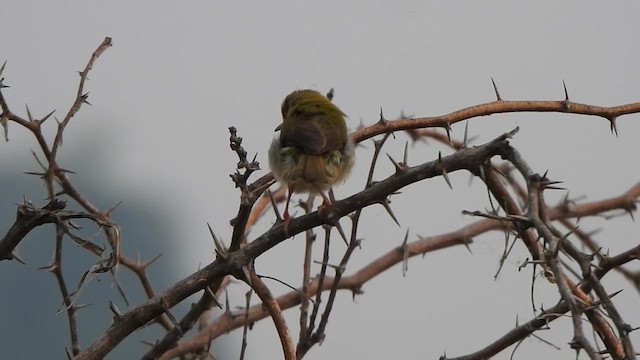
[280, 110, 346, 154]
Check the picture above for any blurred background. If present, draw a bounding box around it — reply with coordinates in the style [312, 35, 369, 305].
[1, 1, 639, 359]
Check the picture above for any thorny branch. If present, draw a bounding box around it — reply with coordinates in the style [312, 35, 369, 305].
[1, 40, 639, 360]
[0, 37, 174, 357]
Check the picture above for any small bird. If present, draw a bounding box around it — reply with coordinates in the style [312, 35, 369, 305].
[269, 89, 355, 232]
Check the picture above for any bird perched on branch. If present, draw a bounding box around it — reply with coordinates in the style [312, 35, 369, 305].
[269, 89, 355, 232]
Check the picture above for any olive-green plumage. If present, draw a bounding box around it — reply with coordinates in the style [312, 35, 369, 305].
[269, 89, 355, 230]
[269, 89, 354, 194]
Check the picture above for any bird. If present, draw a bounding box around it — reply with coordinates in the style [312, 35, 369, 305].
[269, 89, 355, 233]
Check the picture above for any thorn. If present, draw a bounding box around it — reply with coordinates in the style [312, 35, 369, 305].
[350, 286, 364, 300]
[541, 169, 549, 179]
[266, 189, 284, 222]
[506, 126, 519, 138]
[441, 168, 453, 190]
[562, 80, 571, 112]
[57, 167, 77, 174]
[41, 110, 56, 124]
[443, 122, 452, 145]
[542, 181, 565, 191]
[25, 104, 33, 121]
[0, 61, 6, 77]
[10, 252, 25, 264]
[538, 172, 564, 190]
[74, 303, 92, 310]
[205, 286, 223, 309]
[437, 151, 453, 189]
[378, 106, 386, 124]
[81, 93, 91, 105]
[104, 200, 123, 217]
[327, 224, 348, 246]
[627, 205, 636, 221]
[325, 190, 349, 246]
[609, 116, 619, 137]
[553, 226, 578, 257]
[109, 301, 123, 319]
[462, 237, 473, 254]
[320, 198, 348, 246]
[140, 253, 162, 269]
[258, 274, 317, 303]
[491, 77, 502, 101]
[386, 153, 405, 174]
[402, 229, 410, 277]
[462, 121, 469, 148]
[314, 260, 345, 273]
[207, 223, 228, 259]
[607, 289, 624, 299]
[380, 198, 400, 226]
[326, 88, 335, 101]
[160, 297, 180, 328]
[402, 141, 408, 165]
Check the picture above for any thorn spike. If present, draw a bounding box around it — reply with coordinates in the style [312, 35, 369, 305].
[402, 228, 410, 276]
[491, 77, 502, 101]
[609, 117, 619, 137]
[442, 169, 453, 189]
[444, 123, 452, 145]
[462, 121, 469, 148]
[25, 104, 33, 121]
[332, 222, 349, 246]
[403, 141, 408, 165]
[380, 199, 400, 226]
[207, 223, 228, 259]
[41, 110, 56, 123]
[326, 88, 335, 101]
[378, 106, 385, 123]
[386, 153, 404, 173]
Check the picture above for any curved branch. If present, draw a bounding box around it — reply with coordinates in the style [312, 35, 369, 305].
[352, 99, 639, 143]
[75, 130, 516, 359]
[161, 181, 640, 359]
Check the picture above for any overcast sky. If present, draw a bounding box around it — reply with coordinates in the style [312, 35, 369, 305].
[1, 2, 639, 359]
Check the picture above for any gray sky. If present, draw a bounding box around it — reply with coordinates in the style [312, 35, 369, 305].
[1, 1, 639, 359]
